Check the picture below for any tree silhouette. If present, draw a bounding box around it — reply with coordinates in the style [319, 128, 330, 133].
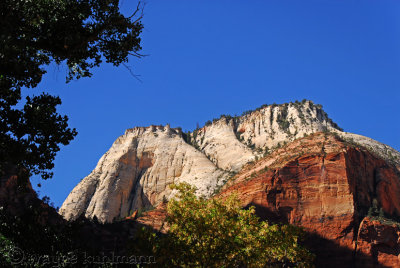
[0, 0, 144, 179]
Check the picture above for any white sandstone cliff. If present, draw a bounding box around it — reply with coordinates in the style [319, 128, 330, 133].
[59, 125, 227, 222]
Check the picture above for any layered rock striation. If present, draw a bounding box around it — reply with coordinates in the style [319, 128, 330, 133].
[60, 100, 400, 225]
[219, 132, 400, 267]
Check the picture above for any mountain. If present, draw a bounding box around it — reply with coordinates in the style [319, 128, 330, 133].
[59, 100, 400, 224]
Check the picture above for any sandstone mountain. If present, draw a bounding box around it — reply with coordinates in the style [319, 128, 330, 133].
[218, 132, 400, 266]
[127, 132, 400, 267]
[59, 100, 400, 224]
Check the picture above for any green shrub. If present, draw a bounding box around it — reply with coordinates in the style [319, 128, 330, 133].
[137, 183, 314, 267]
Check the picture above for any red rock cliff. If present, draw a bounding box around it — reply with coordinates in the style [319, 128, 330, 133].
[219, 132, 400, 267]
[356, 217, 400, 267]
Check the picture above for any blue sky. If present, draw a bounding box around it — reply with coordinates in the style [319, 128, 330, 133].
[31, 0, 400, 208]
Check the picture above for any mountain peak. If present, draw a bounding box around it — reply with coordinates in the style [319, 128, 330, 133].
[59, 100, 399, 223]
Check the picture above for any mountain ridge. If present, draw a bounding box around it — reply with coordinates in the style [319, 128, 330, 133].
[59, 100, 400, 223]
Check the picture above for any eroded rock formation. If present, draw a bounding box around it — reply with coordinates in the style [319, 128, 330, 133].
[219, 132, 400, 267]
[60, 125, 227, 222]
[60, 100, 400, 228]
[356, 217, 400, 267]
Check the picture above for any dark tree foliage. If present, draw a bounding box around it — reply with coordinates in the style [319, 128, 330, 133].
[0, 0, 143, 179]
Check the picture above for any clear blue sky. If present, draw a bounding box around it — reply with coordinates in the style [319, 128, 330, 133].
[31, 0, 400, 208]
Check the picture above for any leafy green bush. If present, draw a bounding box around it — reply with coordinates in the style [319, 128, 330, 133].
[136, 183, 315, 267]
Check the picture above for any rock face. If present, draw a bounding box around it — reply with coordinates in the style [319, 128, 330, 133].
[189, 101, 342, 170]
[234, 101, 340, 149]
[188, 118, 255, 172]
[356, 217, 400, 267]
[60, 125, 226, 222]
[219, 132, 400, 267]
[338, 132, 400, 171]
[60, 100, 400, 225]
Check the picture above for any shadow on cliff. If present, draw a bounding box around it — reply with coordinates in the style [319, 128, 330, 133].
[246, 203, 391, 268]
